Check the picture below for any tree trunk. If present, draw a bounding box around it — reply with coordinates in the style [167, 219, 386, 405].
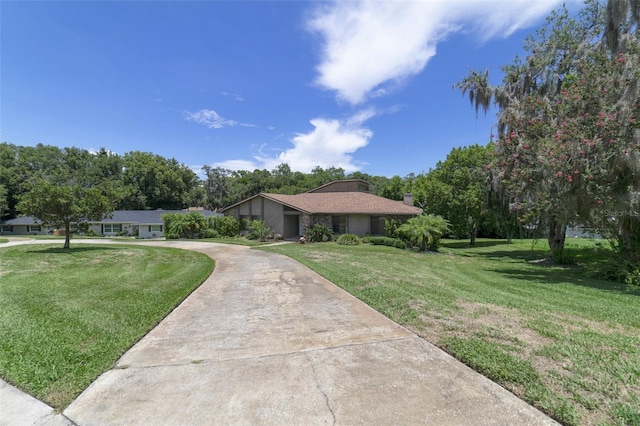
[618, 215, 640, 263]
[63, 221, 71, 249]
[469, 223, 478, 247]
[547, 219, 567, 261]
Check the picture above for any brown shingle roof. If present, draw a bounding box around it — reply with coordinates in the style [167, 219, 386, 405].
[261, 192, 422, 215]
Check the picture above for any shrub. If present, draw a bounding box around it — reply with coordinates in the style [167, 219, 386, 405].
[162, 212, 208, 239]
[398, 214, 450, 252]
[393, 239, 407, 249]
[364, 236, 406, 249]
[84, 229, 97, 237]
[587, 257, 640, 286]
[306, 224, 333, 242]
[384, 218, 403, 238]
[336, 234, 361, 245]
[367, 236, 387, 245]
[165, 233, 180, 240]
[208, 215, 239, 237]
[248, 220, 271, 242]
[202, 228, 220, 239]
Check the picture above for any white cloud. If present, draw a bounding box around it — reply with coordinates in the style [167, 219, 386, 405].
[184, 109, 255, 129]
[308, 0, 563, 105]
[216, 110, 375, 173]
[220, 92, 245, 102]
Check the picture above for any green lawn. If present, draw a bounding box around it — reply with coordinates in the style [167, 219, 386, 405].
[260, 239, 640, 426]
[0, 244, 214, 409]
[0, 238, 8, 244]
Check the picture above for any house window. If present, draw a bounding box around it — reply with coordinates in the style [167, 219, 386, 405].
[332, 215, 346, 234]
[149, 225, 163, 232]
[29, 225, 41, 232]
[371, 216, 386, 235]
[0, 225, 12, 233]
[103, 224, 122, 233]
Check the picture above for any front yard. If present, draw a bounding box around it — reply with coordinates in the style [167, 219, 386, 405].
[260, 239, 640, 426]
[0, 244, 214, 409]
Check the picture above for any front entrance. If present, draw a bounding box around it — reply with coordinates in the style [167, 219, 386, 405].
[283, 214, 300, 239]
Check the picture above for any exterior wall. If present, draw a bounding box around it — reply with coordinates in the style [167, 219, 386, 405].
[225, 197, 284, 234]
[88, 224, 103, 235]
[0, 225, 52, 235]
[263, 198, 284, 235]
[231, 198, 266, 224]
[139, 225, 163, 239]
[283, 214, 301, 238]
[302, 214, 332, 235]
[347, 214, 370, 236]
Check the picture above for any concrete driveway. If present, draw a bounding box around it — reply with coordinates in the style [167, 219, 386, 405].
[3, 240, 557, 425]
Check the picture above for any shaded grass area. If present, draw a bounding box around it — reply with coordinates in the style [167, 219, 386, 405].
[0, 244, 214, 409]
[260, 239, 640, 426]
[0, 238, 8, 243]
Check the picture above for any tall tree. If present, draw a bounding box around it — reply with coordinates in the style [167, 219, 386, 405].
[17, 180, 116, 249]
[455, 1, 639, 260]
[417, 145, 493, 246]
[0, 184, 8, 218]
[201, 165, 230, 210]
[121, 151, 198, 210]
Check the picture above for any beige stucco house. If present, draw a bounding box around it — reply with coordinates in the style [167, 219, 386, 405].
[222, 179, 422, 238]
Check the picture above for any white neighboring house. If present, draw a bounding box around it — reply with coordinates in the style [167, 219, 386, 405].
[0, 209, 220, 239]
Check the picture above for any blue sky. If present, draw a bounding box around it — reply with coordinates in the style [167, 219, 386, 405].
[1, 0, 569, 177]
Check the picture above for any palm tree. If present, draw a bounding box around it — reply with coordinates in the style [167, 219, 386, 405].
[399, 214, 450, 252]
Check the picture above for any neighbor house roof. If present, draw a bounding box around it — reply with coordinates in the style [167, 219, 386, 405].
[1, 216, 43, 225]
[223, 192, 421, 216]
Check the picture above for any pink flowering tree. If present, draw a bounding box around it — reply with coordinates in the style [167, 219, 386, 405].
[456, 1, 640, 261]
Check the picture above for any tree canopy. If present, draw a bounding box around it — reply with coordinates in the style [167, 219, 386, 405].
[17, 180, 115, 249]
[455, 0, 639, 261]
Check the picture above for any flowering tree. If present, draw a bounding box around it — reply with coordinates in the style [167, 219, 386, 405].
[455, 1, 640, 261]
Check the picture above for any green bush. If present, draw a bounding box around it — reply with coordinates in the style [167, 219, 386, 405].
[364, 236, 405, 249]
[587, 257, 640, 287]
[336, 234, 361, 245]
[306, 224, 333, 242]
[393, 239, 407, 249]
[248, 220, 271, 242]
[202, 228, 220, 239]
[162, 212, 208, 239]
[208, 215, 239, 237]
[384, 218, 403, 238]
[165, 233, 179, 240]
[367, 236, 387, 245]
[398, 214, 450, 252]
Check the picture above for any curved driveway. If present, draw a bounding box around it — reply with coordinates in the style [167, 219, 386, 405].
[4, 240, 557, 425]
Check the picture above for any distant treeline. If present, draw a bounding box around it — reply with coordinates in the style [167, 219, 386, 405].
[1, 142, 517, 242]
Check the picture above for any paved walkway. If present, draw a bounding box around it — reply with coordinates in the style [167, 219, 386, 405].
[1, 240, 557, 425]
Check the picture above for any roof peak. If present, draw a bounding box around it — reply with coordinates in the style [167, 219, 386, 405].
[307, 179, 370, 194]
